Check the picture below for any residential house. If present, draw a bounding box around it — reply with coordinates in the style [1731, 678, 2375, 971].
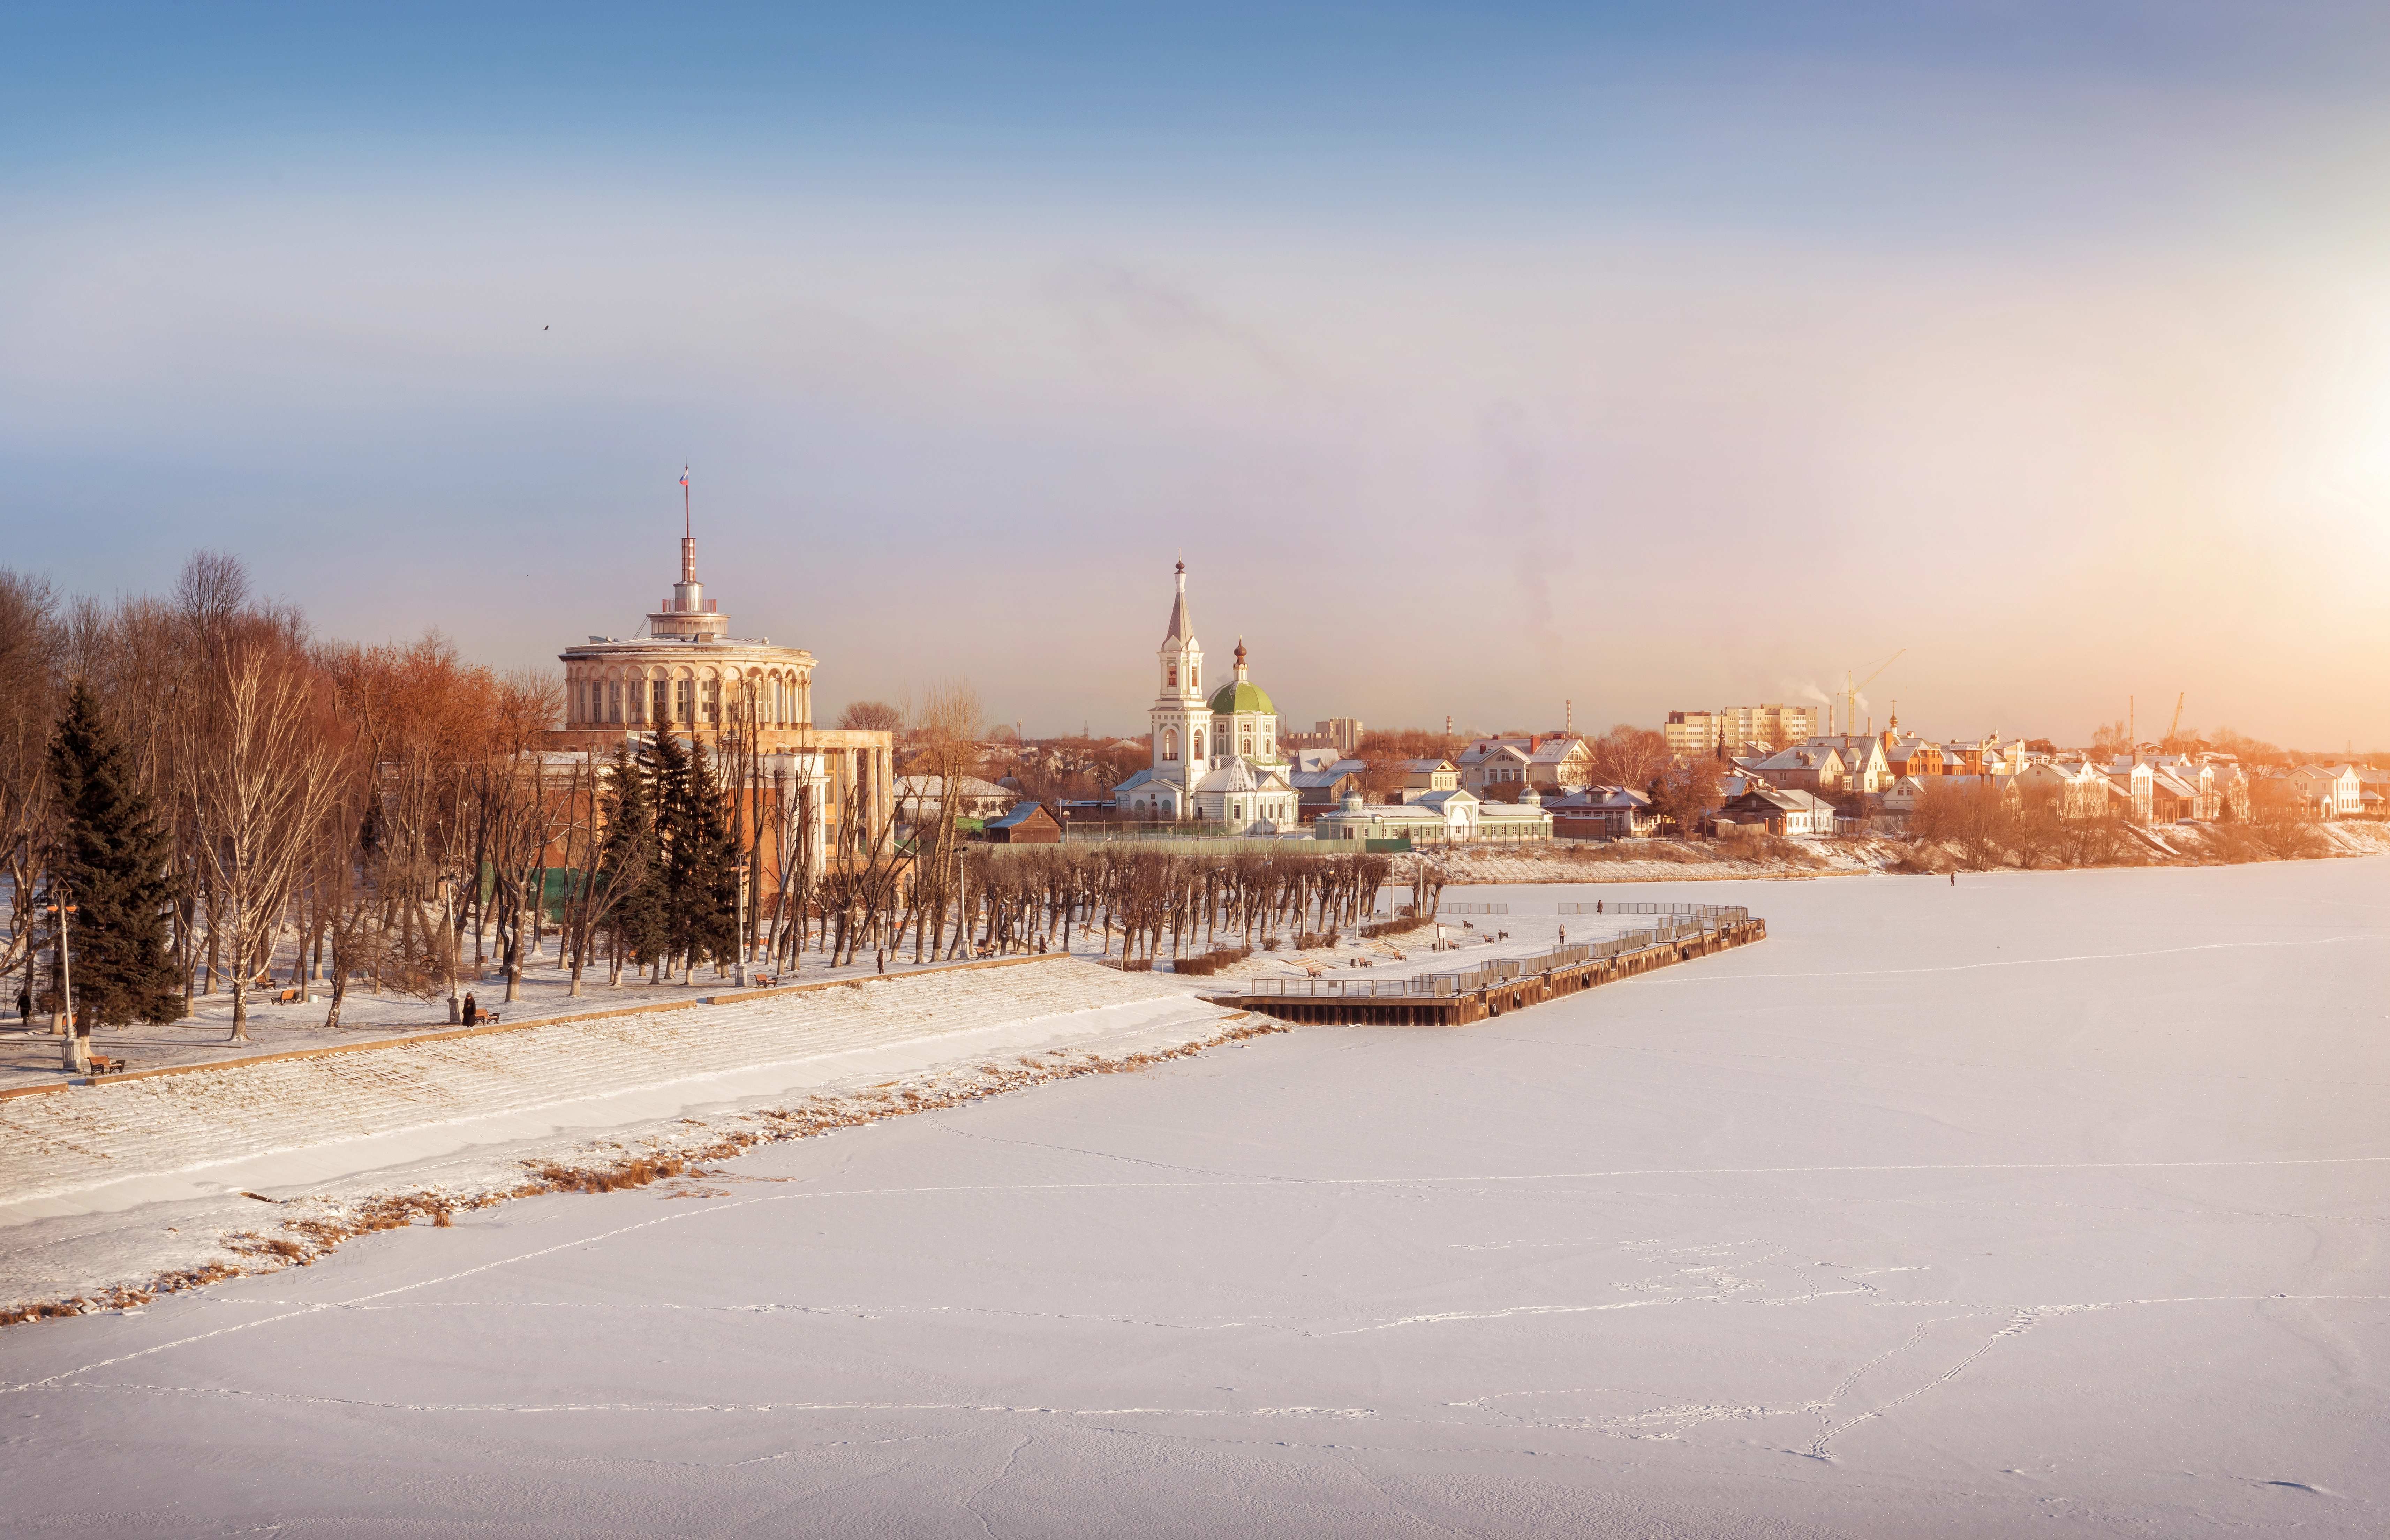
[1400, 758, 1461, 797]
[1875, 775, 1931, 828]
[983, 802, 1061, 844]
[2017, 758, 2109, 821]
[2148, 767, 2200, 824]
[1749, 742, 1846, 795]
[1883, 736, 1945, 778]
[1291, 760, 1367, 823]
[1716, 787, 1837, 836]
[2102, 760, 2155, 824]
[1800, 733, 1894, 793]
[1546, 785, 1657, 839]
[1525, 735, 1592, 792]
[1457, 741, 1534, 796]
[2289, 763, 2363, 817]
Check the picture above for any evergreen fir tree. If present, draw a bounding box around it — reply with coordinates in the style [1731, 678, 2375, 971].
[46, 682, 182, 1025]
[683, 737, 744, 965]
[657, 734, 741, 973]
[593, 745, 665, 969]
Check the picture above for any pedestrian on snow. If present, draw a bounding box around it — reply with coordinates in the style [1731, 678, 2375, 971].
[462, 992, 479, 1026]
[15, 983, 29, 1026]
[1949, 872, 1956, 886]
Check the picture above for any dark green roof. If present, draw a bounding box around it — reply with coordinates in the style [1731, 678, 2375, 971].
[1208, 680, 1276, 716]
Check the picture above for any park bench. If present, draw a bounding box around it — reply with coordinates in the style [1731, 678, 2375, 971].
[276, 988, 305, 1005]
[750, 974, 777, 987]
[87, 1054, 122, 1076]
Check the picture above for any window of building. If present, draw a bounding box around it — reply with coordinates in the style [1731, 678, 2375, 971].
[1164, 728, 1178, 761]
[1193, 730, 1205, 760]
[608, 682, 622, 723]
[1167, 663, 1177, 689]
[676, 678, 694, 723]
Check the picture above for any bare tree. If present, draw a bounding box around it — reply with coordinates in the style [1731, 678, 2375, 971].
[182, 636, 344, 1042]
[1585, 724, 1672, 791]
[0, 571, 62, 989]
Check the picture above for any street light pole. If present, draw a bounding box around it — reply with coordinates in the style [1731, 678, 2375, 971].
[47, 892, 82, 1074]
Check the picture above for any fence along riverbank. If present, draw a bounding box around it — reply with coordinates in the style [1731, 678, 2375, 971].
[1204, 902, 1764, 1026]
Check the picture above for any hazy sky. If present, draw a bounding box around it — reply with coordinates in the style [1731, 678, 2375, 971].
[8, 3, 2390, 746]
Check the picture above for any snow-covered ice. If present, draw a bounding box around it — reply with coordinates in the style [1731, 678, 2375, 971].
[2, 859, 2386, 1537]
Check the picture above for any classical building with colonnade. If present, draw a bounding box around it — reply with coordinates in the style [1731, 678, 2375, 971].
[542, 520, 895, 882]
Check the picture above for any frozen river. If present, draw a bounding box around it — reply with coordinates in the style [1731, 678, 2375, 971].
[4, 860, 2386, 1537]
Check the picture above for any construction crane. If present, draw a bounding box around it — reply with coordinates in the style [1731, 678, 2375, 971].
[1843, 650, 1904, 738]
[2167, 692, 2185, 748]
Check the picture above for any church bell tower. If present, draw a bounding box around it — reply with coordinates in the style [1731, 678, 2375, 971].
[1150, 561, 1208, 797]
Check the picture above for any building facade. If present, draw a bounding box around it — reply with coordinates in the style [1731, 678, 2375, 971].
[1110, 563, 1297, 831]
[543, 514, 896, 877]
[1665, 704, 1815, 757]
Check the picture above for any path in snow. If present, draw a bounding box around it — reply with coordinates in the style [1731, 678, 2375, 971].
[1, 859, 2385, 1537]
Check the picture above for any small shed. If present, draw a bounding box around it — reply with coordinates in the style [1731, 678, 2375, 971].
[984, 801, 1062, 844]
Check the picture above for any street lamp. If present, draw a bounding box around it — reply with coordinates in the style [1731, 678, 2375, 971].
[43, 893, 82, 1074]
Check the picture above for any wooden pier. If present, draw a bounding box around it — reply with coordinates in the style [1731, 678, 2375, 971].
[1204, 915, 1766, 1027]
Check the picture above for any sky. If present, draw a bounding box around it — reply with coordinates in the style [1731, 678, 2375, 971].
[6, 3, 2390, 748]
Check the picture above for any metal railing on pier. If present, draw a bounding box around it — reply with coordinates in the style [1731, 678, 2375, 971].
[1234, 913, 1739, 998]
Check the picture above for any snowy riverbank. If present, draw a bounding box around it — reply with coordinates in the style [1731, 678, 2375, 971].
[3, 858, 2381, 1535]
[0, 957, 1260, 1320]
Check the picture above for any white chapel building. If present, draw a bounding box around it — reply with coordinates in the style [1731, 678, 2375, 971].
[1111, 563, 1298, 832]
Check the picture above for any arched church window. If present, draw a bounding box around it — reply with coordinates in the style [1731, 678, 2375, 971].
[1193, 730, 1205, 760]
[608, 681, 623, 724]
[1167, 663, 1177, 689]
[1163, 729, 1178, 761]
[1240, 731, 1253, 758]
[1191, 665, 1199, 690]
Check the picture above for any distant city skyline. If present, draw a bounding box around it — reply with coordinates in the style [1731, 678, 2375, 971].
[8, 4, 2389, 747]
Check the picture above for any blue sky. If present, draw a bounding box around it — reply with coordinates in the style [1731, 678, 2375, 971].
[8, 3, 2390, 744]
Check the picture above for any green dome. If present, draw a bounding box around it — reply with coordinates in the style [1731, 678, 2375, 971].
[1208, 680, 1275, 716]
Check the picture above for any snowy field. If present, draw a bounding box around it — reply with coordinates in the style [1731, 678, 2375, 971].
[3, 859, 2387, 1537]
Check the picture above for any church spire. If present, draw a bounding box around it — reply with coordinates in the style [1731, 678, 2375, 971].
[1234, 637, 1249, 682]
[1162, 559, 1194, 647]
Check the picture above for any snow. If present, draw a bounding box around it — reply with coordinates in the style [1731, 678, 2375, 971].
[4, 859, 2388, 1536]
[0, 958, 1245, 1309]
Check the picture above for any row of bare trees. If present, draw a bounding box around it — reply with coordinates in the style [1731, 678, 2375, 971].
[2, 556, 571, 1041]
[794, 843, 1406, 968]
[1904, 781, 2325, 870]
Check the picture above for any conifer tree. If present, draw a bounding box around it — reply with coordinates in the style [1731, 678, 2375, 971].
[660, 735, 741, 977]
[593, 745, 665, 974]
[46, 682, 181, 1025]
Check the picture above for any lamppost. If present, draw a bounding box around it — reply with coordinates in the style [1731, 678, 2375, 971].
[45, 891, 81, 1074]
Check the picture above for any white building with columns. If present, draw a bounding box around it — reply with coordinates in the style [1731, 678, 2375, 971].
[1111, 563, 1297, 832]
[544, 513, 895, 861]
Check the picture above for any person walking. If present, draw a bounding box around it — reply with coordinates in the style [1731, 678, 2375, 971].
[1949, 871, 1956, 887]
[15, 981, 30, 1026]
[461, 991, 479, 1026]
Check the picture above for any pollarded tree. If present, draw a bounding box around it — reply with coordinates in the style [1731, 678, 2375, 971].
[47, 681, 182, 1027]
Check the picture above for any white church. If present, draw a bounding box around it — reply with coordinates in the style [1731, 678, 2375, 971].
[1111, 563, 1299, 832]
